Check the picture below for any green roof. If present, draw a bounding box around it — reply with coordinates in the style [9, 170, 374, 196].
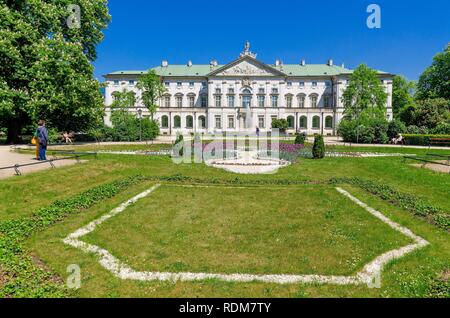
[106, 64, 389, 77]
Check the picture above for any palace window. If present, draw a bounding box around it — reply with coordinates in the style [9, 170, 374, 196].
[165, 82, 170, 87]
[297, 94, 306, 108]
[129, 80, 135, 85]
[201, 95, 207, 107]
[215, 115, 222, 129]
[198, 116, 206, 129]
[242, 95, 251, 108]
[227, 95, 235, 107]
[287, 116, 295, 129]
[161, 115, 169, 128]
[215, 88, 221, 94]
[312, 116, 320, 129]
[271, 88, 278, 94]
[174, 115, 181, 128]
[228, 116, 235, 129]
[312, 81, 318, 87]
[176, 95, 183, 107]
[113, 80, 119, 86]
[177, 82, 182, 88]
[324, 95, 331, 108]
[325, 116, 333, 129]
[186, 115, 193, 128]
[215, 95, 222, 107]
[325, 81, 331, 87]
[287, 82, 292, 87]
[299, 116, 307, 129]
[202, 81, 207, 88]
[299, 81, 305, 87]
[258, 95, 265, 107]
[258, 88, 265, 94]
[258, 115, 265, 128]
[189, 82, 195, 88]
[310, 94, 318, 108]
[228, 88, 235, 94]
[188, 95, 195, 107]
[164, 96, 171, 107]
[271, 95, 278, 107]
[286, 95, 293, 108]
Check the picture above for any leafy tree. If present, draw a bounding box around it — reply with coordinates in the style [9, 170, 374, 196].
[412, 98, 450, 130]
[137, 70, 166, 120]
[271, 118, 288, 134]
[416, 43, 450, 100]
[312, 135, 325, 159]
[0, 1, 110, 143]
[392, 75, 415, 119]
[342, 64, 388, 119]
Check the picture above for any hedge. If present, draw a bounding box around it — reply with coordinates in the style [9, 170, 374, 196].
[403, 134, 450, 146]
[332, 177, 449, 231]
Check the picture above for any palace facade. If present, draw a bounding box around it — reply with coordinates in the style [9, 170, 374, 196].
[103, 44, 393, 136]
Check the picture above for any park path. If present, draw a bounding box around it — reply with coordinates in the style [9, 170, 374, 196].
[0, 146, 79, 180]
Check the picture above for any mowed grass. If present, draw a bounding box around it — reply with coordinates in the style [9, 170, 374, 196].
[82, 184, 411, 276]
[1, 143, 448, 297]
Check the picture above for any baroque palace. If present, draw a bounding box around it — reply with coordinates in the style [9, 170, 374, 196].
[104, 42, 393, 136]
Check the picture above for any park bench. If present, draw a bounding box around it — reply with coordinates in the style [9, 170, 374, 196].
[429, 137, 450, 148]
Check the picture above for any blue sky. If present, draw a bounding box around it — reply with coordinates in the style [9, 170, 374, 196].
[93, 0, 450, 81]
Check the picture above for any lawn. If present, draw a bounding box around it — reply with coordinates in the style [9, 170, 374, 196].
[81, 184, 411, 276]
[0, 143, 448, 298]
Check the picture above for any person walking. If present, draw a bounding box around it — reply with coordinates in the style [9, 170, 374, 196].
[37, 120, 49, 161]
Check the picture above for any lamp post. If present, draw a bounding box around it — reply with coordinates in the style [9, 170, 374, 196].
[137, 108, 143, 142]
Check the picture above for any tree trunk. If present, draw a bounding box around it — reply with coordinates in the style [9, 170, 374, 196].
[6, 120, 22, 144]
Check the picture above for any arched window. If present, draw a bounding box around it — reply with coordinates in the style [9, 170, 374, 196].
[161, 115, 169, 128]
[297, 94, 306, 108]
[325, 116, 333, 129]
[287, 116, 295, 129]
[312, 116, 320, 129]
[299, 116, 307, 129]
[174, 115, 181, 128]
[242, 88, 252, 108]
[186, 115, 193, 128]
[198, 115, 206, 129]
[310, 94, 318, 108]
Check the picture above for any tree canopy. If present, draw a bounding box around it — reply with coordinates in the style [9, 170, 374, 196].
[0, 0, 110, 143]
[392, 75, 415, 119]
[342, 64, 388, 119]
[416, 43, 450, 100]
[136, 70, 166, 120]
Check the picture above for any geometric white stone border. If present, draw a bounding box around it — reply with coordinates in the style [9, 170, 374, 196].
[63, 184, 429, 287]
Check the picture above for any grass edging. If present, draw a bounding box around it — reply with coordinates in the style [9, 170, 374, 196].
[0, 175, 146, 298]
[331, 177, 449, 231]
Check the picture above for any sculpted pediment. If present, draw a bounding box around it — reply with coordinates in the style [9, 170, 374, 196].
[209, 56, 285, 77]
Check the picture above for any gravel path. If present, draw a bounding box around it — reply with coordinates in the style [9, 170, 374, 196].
[0, 146, 80, 180]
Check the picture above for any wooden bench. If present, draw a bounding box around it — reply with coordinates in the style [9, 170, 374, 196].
[429, 137, 450, 148]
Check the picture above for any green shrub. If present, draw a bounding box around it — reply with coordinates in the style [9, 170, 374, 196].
[387, 119, 406, 139]
[294, 133, 307, 145]
[312, 135, 325, 159]
[338, 108, 391, 144]
[271, 119, 288, 134]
